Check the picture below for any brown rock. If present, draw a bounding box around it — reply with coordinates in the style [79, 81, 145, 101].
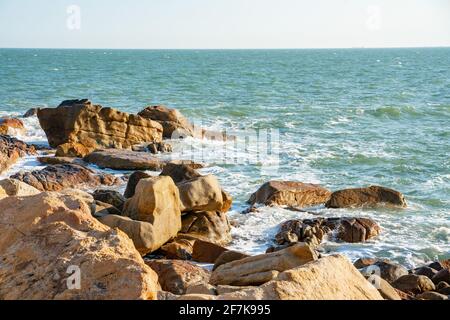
[432, 268, 450, 284]
[392, 274, 436, 295]
[213, 251, 250, 271]
[337, 217, 381, 243]
[146, 259, 210, 295]
[217, 255, 383, 300]
[416, 291, 448, 300]
[84, 149, 164, 170]
[10, 164, 120, 191]
[123, 176, 182, 252]
[354, 257, 385, 269]
[220, 190, 233, 212]
[185, 283, 217, 295]
[0, 178, 41, 199]
[92, 189, 125, 212]
[191, 239, 228, 263]
[248, 180, 331, 208]
[160, 238, 195, 260]
[414, 266, 438, 279]
[180, 211, 231, 246]
[436, 281, 450, 295]
[0, 192, 160, 299]
[366, 275, 401, 300]
[160, 163, 201, 183]
[146, 141, 173, 154]
[93, 200, 122, 217]
[124, 171, 151, 198]
[326, 185, 406, 208]
[210, 243, 318, 286]
[38, 156, 86, 166]
[38, 99, 163, 148]
[0, 117, 25, 135]
[23, 107, 39, 118]
[177, 175, 224, 212]
[56, 141, 96, 158]
[360, 260, 409, 283]
[0, 135, 36, 173]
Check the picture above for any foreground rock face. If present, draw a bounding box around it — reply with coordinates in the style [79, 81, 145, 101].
[0, 178, 41, 199]
[180, 211, 232, 246]
[248, 181, 331, 208]
[217, 255, 383, 300]
[326, 185, 407, 208]
[37, 99, 163, 148]
[146, 259, 211, 295]
[0, 135, 36, 173]
[10, 164, 120, 191]
[123, 176, 182, 252]
[0, 192, 160, 299]
[210, 243, 318, 286]
[275, 217, 381, 247]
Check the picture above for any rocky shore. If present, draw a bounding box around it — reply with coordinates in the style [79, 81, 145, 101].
[0, 99, 448, 300]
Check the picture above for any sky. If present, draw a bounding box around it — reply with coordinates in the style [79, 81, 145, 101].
[0, 0, 449, 49]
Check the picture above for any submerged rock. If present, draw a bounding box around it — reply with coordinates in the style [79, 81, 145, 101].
[326, 185, 407, 208]
[0, 135, 36, 173]
[210, 243, 318, 286]
[0, 192, 160, 299]
[37, 99, 163, 148]
[248, 180, 331, 208]
[10, 164, 120, 191]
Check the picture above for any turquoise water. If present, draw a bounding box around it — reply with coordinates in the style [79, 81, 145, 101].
[1, 48, 449, 267]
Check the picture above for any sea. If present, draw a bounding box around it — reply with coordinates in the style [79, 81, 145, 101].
[1, 48, 449, 268]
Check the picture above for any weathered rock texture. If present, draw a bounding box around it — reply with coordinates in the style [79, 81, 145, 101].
[326, 185, 407, 208]
[180, 211, 232, 245]
[37, 99, 163, 148]
[248, 181, 331, 208]
[10, 164, 120, 191]
[56, 141, 96, 158]
[0, 135, 36, 173]
[85, 149, 164, 170]
[0, 192, 160, 300]
[177, 175, 224, 212]
[0, 178, 41, 199]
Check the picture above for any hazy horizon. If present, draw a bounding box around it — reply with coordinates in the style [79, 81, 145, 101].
[1, 0, 449, 49]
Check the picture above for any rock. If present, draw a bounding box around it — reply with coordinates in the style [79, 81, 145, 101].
[146, 259, 210, 295]
[38, 156, 86, 166]
[428, 260, 450, 271]
[0, 192, 160, 299]
[217, 255, 383, 300]
[84, 149, 164, 171]
[213, 251, 250, 271]
[216, 285, 255, 295]
[0, 178, 41, 199]
[354, 257, 387, 269]
[124, 171, 151, 198]
[37, 99, 163, 148]
[92, 189, 125, 212]
[23, 107, 40, 118]
[0, 117, 25, 135]
[221, 190, 233, 213]
[326, 185, 406, 208]
[394, 288, 415, 300]
[94, 201, 122, 217]
[414, 266, 438, 279]
[248, 180, 331, 208]
[416, 291, 448, 300]
[123, 176, 182, 252]
[177, 294, 216, 300]
[185, 283, 217, 296]
[56, 141, 96, 158]
[210, 243, 318, 286]
[180, 211, 231, 246]
[157, 291, 180, 300]
[160, 238, 195, 260]
[0, 135, 36, 173]
[146, 142, 173, 154]
[97, 215, 162, 255]
[366, 260, 409, 283]
[432, 268, 450, 284]
[177, 175, 224, 212]
[10, 164, 120, 191]
[392, 274, 436, 295]
[138, 105, 195, 139]
[191, 239, 229, 263]
[160, 163, 201, 183]
[436, 281, 450, 295]
[366, 275, 401, 300]
[275, 217, 380, 246]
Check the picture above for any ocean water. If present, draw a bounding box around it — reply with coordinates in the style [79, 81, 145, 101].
[1, 48, 449, 268]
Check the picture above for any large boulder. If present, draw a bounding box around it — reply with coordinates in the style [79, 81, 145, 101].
[123, 176, 182, 252]
[0, 117, 25, 135]
[248, 181, 331, 208]
[97, 215, 159, 255]
[326, 185, 407, 208]
[216, 255, 383, 300]
[180, 211, 232, 246]
[146, 259, 211, 295]
[210, 243, 318, 286]
[37, 99, 163, 148]
[0, 135, 36, 173]
[0, 192, 160, 299]
[0, 178, 41, 199]
[177, 175, 224, 212]
[10, 164, 120, 191]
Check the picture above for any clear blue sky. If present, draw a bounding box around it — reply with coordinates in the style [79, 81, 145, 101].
[0, 0, 449, 49]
